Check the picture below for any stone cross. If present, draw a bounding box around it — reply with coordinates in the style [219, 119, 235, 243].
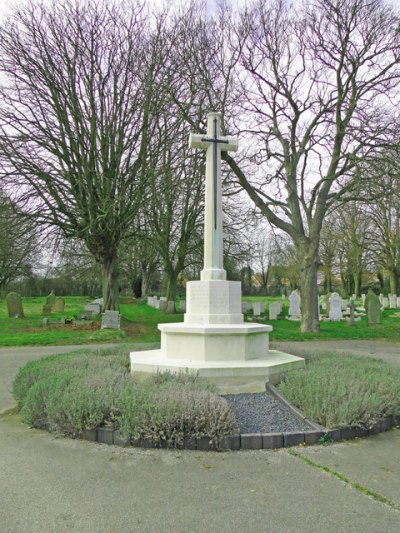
[189, 112, 238, 281]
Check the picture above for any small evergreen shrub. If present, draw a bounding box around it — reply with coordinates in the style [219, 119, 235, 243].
[278, 354, 400, 428]
[13, 348, 238, 446]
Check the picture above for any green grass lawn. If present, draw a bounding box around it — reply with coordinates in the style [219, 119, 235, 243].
[0, 295, 400, 347]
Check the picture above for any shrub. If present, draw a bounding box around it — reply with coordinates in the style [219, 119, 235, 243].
[13, 347, 238, 445]
[277, 354, 400, 428]
[116, 383, 237, 447]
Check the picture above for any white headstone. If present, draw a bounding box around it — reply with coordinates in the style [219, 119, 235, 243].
[389, 294, 397, 309]
[382, 297, 389, 309]
[253, 302, 263, 316]
[397, 297, 400, 308]
[361, 293, 366, 305]
[180, 300, 186, 312]
[329, 292, 342, 321]
[288, 290, 301, 320]
[269, 302, 281, 320]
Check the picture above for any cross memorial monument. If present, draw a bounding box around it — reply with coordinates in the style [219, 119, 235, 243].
[130, 112, 304, 390]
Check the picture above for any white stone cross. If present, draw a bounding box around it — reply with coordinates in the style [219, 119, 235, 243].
[189, 112, 238, 281]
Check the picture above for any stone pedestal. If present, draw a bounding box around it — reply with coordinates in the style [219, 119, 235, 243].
[130, 278, 304, 391]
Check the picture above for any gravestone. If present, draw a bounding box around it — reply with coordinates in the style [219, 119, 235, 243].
[84, 303, 101, 314]
[382, 297, 389, 309]
[6, 292, 24, 318]
[159, 299, 168, 312]
[101, 311, 121, 329]
[154, 299, 160, 309]
[397, 297, 400, 308]
[389, 294, 397, 309]
[329, 292, 342, 321]
[46, 290, 56, 309]
[361, 293, 366, 305]
[180, 300, 186, 312]
[365, 290, 382, 325]
[325, 292, 331, 316]
[288, 290, 301, 320]
[147, 296, 154, 307]
[269, 302, 281, 320]
[253, 302, 263, 316]
[349, 299, 356, 325]
[42, 304, 52, 316]
[54, 297, 65, 312]
[167, 301, 175, 313]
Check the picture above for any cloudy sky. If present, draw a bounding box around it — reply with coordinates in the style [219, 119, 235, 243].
[1, 0, 400, 20]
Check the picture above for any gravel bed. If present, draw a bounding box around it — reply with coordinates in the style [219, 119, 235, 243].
[222, 392, 313, 434]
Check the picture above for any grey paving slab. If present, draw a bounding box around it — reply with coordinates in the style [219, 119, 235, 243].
[1, 415, 400, 533]
[296, 429, 400, 507]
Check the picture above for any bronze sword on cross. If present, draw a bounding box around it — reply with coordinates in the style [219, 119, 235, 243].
[189, 113, 238, 280]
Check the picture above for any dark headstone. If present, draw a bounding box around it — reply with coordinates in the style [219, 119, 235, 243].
[46, 290, 56, 309]
[365, 289, 381, 325]
[42, 304, 52, 316]
[6, 292, 24, 318]
[54, 297, 65, 312]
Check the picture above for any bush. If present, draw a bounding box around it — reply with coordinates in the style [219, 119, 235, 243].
[277, 354, 400, 428]
[13, 347, 238, 446]
[116, 383, 237, 447]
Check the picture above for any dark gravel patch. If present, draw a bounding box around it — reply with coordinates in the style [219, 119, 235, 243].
[222, 392, 313, 434]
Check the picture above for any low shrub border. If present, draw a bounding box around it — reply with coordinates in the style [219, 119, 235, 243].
[69, 382, 400, 451]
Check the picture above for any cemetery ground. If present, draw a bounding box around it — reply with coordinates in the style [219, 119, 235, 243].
[1, 295, 400, 347]
[0, 342, 400, 531]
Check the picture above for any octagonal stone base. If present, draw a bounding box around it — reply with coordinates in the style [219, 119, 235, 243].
[130, 348, 305, 393]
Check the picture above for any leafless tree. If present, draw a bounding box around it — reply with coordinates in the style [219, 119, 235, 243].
[0, 191, 39, 293]
[220, 0, 400, 330]
[0, 0, 160, 310]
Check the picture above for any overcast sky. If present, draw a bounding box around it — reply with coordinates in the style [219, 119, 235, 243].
[1, 0, 400, 20]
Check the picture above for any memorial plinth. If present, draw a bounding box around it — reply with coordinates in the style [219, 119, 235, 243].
[130, 113, 304, 391]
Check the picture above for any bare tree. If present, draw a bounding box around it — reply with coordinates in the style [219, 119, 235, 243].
[0, 191, 39, 293]
[166, 0, 400, 331]
[220, 0, 400, 330]
[0, 0, 159, 310]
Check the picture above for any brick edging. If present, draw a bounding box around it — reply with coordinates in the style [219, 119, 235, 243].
[76, 414, 400, 452]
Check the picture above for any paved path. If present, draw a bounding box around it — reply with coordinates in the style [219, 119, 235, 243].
[272, 339, 400, 366]
[0, 343, 399, 532]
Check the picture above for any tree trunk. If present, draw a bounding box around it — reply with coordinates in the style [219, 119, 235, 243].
[389, 270, 398, 295]
[297, 239, 320, 333]
[101, 256, 119, 311]
[166, 273, 177, 307]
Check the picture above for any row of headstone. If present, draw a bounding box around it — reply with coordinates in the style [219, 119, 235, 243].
[147, 295, 176, 313]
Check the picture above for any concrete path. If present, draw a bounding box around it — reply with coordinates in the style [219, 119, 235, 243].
[1, 343, 400, 532]
[272, 339, 400, 366]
